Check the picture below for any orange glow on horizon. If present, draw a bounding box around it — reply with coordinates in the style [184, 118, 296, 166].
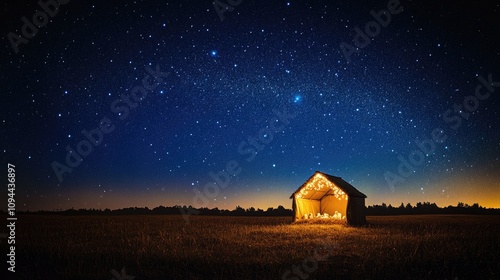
[15, 171, 500, 211]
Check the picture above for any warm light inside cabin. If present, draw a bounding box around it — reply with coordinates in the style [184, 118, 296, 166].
[296, 173, 347, 200]
[295, 173, 348, 220]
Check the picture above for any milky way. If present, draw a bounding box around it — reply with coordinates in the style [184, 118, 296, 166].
[2, 0, 499, 210]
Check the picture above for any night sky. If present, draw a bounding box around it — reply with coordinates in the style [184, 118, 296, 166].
[2, 0, 499, 211]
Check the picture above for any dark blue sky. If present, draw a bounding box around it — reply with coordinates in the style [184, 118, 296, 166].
[2, 0, 499, 210]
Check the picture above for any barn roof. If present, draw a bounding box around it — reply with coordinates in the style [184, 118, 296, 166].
[290, 171, 367, 199]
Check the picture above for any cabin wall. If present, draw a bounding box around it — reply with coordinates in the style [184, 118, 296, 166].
[346, 197, 367, 226]
[320, 195, 348, 217]
[293, 197, 320, 220]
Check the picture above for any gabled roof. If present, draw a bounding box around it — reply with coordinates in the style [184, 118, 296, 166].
[290, 171, 367, 199]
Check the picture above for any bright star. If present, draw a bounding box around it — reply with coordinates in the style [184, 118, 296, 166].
[293, 95, 302, 103]
[210, 50, 218, 57]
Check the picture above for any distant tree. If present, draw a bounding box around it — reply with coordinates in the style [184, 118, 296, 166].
[405, 203, 412, 209]
[233, 206, 245, 215]
[457, 202, 464, 208]
[398, 203, 404, 209]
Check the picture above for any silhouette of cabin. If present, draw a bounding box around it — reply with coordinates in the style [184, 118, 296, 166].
[290, 171, 367, 225]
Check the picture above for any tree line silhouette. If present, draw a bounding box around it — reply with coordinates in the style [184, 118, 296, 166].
[6, 202, 499, 216]
[366, 202, 500, 215]
[11, 205, 293, 216]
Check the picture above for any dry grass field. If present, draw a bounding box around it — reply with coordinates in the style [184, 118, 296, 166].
[7, 214, 500, 279]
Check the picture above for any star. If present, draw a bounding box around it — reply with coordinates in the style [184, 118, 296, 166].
[293, 95, 302, 103]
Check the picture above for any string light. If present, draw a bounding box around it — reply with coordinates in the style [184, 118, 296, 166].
[296, 173, 347, 200]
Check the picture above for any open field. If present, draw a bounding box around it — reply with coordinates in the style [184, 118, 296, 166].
[6, 215, 500, 279]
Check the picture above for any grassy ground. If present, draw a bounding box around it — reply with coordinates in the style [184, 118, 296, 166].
[6, 215, 500, 279]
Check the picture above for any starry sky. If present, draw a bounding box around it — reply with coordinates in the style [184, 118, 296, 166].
[1, 0, 499, 211]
